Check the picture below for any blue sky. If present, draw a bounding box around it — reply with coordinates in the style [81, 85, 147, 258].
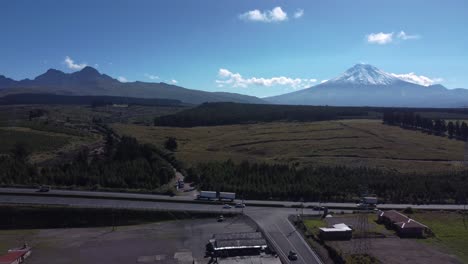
[1, 0, 467, 97]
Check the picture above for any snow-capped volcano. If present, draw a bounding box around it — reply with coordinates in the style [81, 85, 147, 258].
[329, 63, 400, 85]
[265, 64, 468, 107]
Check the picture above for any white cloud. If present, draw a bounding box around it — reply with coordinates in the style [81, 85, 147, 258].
[294, 9, 304, 19]
[367, 32, 394, 45]
[397, 31, 420, 40]
[64, 56, 87, 70]
[117, 76, 128, 82]
[216, 68, 317, 90]
[171, 79, 178, 84]
[391, 72, 443, 86]
[239, 6, 288, 23]
[367, 31, 420, 45]
[144, 73, 160, 80]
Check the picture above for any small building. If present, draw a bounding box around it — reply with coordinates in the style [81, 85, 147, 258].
[319, 223, 352, 240]
[377, 210, 429, 238]
[0, 248, 31, 264]
[394, 219, 427, 237]
[207, 232, 268, 258]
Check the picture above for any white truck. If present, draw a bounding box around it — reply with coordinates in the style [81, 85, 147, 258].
[197, 191, 217, 200]
[219, 192, 236, 201]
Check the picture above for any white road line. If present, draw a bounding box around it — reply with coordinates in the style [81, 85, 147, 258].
[274, 223, 307, 264]
[285, 218, 323, 264]
[262, 227, 289, 264]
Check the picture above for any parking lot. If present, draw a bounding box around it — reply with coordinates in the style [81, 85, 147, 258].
[0, 215, 258, 264]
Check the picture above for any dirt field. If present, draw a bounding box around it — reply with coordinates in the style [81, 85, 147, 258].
[114, 119, 465, 173]
[0, 215, 257, 264]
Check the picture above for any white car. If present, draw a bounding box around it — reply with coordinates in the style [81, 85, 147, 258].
[223, 204, 232, 209]
[235, 203, 246, 208]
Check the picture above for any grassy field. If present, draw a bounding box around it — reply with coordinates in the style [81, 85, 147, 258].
[413, 212, 468, 263]
[114, 119, 465, 173]
[303, 218, 326, 236]
[0, 127, 70, 153]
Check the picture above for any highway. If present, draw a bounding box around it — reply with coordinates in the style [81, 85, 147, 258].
[1, 188, 467, 264]
[1, 187, 467, 210]
[0, 189, 324, 264]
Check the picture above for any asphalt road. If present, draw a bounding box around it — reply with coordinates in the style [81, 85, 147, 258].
[1, 187, 467, 210]
[1, 188, 467, 264]
[0, 192, 323, 264]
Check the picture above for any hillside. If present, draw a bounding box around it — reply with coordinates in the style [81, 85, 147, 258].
[0, 67, 265, 105]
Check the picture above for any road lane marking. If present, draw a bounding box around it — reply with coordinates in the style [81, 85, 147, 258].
[285, 218, 323, 264]
[274, 223, 307, 264]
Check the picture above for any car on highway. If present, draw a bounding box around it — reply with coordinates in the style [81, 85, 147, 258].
[37, 185, 51, 192]
[288, 250, 298, 261]
[313, 206, 325, 211]
[235, 203, 246, 208]
[222, 204, 232, 209]
[217, 215, 224, 222]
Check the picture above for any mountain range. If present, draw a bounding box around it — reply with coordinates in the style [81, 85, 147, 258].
[0, 67, 264, 105]
[1, 64, 467, 107]
[266, 64, 468, 107]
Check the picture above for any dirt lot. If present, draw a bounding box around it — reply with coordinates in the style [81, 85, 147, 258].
[0, 215, 257, 264]
[323, 215, 462, 264]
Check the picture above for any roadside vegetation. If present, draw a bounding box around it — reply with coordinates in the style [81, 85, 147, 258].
[187, 160, 468, 203]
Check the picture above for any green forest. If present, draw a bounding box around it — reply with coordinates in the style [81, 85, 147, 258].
[383, 111, 468, 140]
[154, 102, 468, 127]
[187, 160, 468, 204]
[154, 102, 373, 127]
[0, 135, 175, 191]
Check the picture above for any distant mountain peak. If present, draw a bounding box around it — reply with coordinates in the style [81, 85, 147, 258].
[34, 68, 66, 82]
[79, 66, 100, 75]
[329, 64, 400, 85]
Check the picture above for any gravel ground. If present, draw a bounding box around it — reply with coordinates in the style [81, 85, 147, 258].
[0, 215, 257, 264]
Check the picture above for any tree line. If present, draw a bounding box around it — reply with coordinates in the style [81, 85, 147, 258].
[0, 135, 176, 191]
[383, 111, 468, 140]
[154, 102, 371, 127]
[187, 160, 468, 204]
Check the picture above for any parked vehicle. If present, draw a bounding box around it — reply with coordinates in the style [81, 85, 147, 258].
[217, 215, 224, 222]
[222, 204, 232, 209]
[288, 251, 298, 261]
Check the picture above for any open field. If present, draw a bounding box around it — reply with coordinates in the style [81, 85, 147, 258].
[114, 119, 466, 173]
[413, 212, 468, 263]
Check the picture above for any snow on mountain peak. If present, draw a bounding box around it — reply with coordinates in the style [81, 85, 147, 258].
[330, 64, 401, 85]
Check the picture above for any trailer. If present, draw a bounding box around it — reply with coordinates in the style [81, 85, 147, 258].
[362, 197, 378, 205]
[219, 192, 236, 201]
[197, 191, 217, 200]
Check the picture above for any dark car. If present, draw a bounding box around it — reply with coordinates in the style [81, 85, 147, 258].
[37, 185, 50, 192]
[288, 250, 298, 261]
